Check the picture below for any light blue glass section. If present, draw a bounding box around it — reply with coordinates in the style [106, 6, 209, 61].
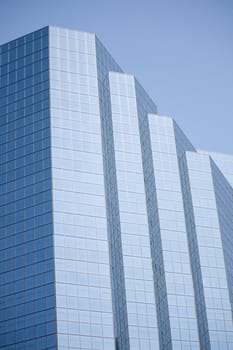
[137, 102, 172, 349]
[108, 72, 160, 350]
[174, 121, 211, 349]
[148, 115, 200, 350]
[99, 74, 129, 349]
[185, 152, 233, 349]
[210, 159, 233, 319]
[49, 26, 115, 350]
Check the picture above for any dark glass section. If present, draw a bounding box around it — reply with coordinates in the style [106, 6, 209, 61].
[0, 27, 57, 350]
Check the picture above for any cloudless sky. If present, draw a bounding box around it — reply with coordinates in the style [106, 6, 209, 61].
[1, 0, 233, 153]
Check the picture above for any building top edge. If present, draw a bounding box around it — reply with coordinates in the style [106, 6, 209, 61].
[0, 25, 96, 49]
[109, 71, 135, 79]
[198, 149, 233, 158]
[148, 113, 173, 119]
[48, 25, 96, 36]
[0, 26, 49, 48]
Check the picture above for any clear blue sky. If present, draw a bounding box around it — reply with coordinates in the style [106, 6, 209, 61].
[1, 0, 233, 153]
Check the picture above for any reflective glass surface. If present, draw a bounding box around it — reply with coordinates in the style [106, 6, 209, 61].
[1, 26, 233, 350]
[0, 27, 57, 350]
[49, 27, 118, 350]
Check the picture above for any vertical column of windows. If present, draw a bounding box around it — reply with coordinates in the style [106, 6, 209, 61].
[108, 72, 160, 350]
[185, 152, 233, 349]
[96, 37, 129, 350]
[211, 160, 233, 315]
[99, 76, 130, 350]
[0, 27, 57, 350]
[49, 27, 115, 350]
[147, 115, 200, 350]
[137, 112, 172, 350]
[174, 123, 211, 349]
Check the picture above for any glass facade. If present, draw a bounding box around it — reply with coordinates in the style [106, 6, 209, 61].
[1, 26, 233, 350]
[0, 27, 57, 350]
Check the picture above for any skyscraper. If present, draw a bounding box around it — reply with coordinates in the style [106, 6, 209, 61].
[0, 26, 233, 350]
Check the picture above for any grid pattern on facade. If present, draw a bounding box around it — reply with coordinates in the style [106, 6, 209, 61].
[1, 26, 233, 350]
[0, 27, 57, 350]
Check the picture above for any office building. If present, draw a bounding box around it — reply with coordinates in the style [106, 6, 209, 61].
[1, 26, 233, 350]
